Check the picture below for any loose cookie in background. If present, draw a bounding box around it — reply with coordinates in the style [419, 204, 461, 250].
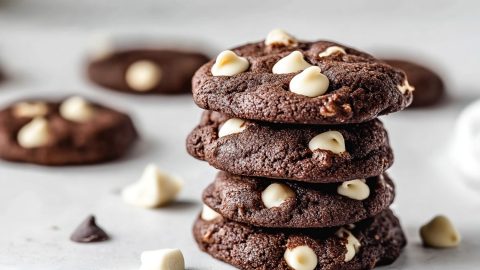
[192, 30, 413, 125]
[186, 111, 393, 183]
[202, 171, 395, 228]
[383, 59, 445, 108]
[0, 96, 138, 165]
[193, 209, 406, 270]
[87, 48, 209, 94]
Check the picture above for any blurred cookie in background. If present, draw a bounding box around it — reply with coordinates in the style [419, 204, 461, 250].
[0, 63, 4, 83]
[87, 45, 209, 95]
[0, 96, 138, 165]
[383, 59, 445, 108]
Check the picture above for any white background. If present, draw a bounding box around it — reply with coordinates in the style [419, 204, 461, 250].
[0, 0, 479, 269]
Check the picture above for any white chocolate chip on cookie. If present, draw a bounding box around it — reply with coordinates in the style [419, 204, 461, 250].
[336, 228, 361, 262]
[121, 164, 183, 208]
[125, 60, 163, 92]
[261, 183, 295, 208]
[272, 51, 312, 74]
[265, 29, 297, 47]
[397, 78, 415, 94]
[318, 46, 346, 58]
[337, 179, 370, 200]
[13, 102, 49, 118]
[289, 66, 329, 97]
[201, 204, 221, 221]
[284, 245, 318, 270]
[308, 131, 346, 154]
[139, 248, 185, 270]
[420, 215, 461, 248]
[218, 118, 247, 138]
[211, 50, 249, 76]
[17, 117, 51, 148]
[60, 96, 96, 123]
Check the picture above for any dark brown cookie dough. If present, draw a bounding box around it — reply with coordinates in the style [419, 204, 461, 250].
[193, 209, 406, 270]
[203, 171, 395, 228]
[383, 59, 445, 107]
[192, 40, 412, 124]
[0, 97, 138, 165]
[87, 49, 209, 95]
[186, 111, 393, 183]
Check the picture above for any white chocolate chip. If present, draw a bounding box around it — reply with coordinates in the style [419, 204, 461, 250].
[284, 245, 318, 270]
[397, 78, 415, 94]
[201, 204, 221, 221]
[125, 60, 162, 92]
[218, 118, 247, 138]
[336, 228, 361, 262]
[318, 46, 346, 58]
[289, 66, 329, 97]
[139, 248, 185, 270]
[17, 117, 50, 148]
[272, 51, 312, 74]
[308, 131, 346, 154]
[211, 50, 249, 76]
[121, 164, 183, 208]
[265, 29, 297, 47]
[261, 183, 295, 208]
[13, 102, 49, 118]
[59, 96, 96, 123]
[420, 215, 461, 248]
[337, 179, 370, 200]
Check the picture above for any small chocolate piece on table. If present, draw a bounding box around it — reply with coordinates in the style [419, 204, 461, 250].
[70, 215, 109, 243]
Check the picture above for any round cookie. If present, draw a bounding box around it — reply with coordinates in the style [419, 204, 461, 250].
[0, 97, 138, 165]
[186, 111, 393, 183]
[383, 59, 444, 107]
[203, 171, 395, 228]
[192, 33, 413, 124]
[193, 209, 406, 270]
[87, 49, 209, 94]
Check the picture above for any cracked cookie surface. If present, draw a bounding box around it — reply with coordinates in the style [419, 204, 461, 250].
[193, 209, 406, 270]
[186, 111, 393, 183]
[203, 171, 395, 228]
[192, 40, 412, 124]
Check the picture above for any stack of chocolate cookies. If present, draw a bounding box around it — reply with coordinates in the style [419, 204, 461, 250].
[187, 29, 413, 270]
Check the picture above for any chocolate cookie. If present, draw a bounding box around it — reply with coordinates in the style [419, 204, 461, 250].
[87, 49, 209, 94]
[192, 35, 413, 124]
[383, 59, 445, 107]
[186, 111, 393, 183]
[193, 209, 406, 270]
[0, 97, 138, 165]
[203, 171, 395, 228]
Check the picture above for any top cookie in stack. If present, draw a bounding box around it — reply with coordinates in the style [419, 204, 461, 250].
[187, 29, 411, 270]
[192, 29, 413, 125]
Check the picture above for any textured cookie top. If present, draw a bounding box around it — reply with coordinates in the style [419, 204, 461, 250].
[186, 111, 393, 183]
[0, 97, 138, 165]
[192, 31, 413, 124]
[88, 49, 209, 94]
[203, 171, 395, 228]
[194, 209, 406, 270]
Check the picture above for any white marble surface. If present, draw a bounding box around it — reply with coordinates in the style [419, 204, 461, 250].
[0, 1, 479, 269]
